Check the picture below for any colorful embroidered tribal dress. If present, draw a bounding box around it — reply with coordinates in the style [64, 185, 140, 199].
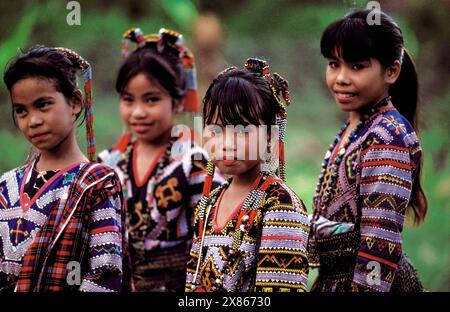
[186, 174, 310, 292]
[310, 99, 423, 292]
[99, 134, 222, 291]
[0, 159, 125, 292]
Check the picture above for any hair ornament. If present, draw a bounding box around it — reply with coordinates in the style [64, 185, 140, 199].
[121, 27, 199, 112]
[56, 47, 95, 162]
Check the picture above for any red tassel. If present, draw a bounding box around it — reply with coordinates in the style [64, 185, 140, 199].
[184, 89, 199, 113]
[199, 219, 204, 238]
[202, 175, 213, 197]
[113, 133, 132, 153]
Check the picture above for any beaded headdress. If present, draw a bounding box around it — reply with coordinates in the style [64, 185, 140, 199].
[244, 58, 290, 181]
[201, 58, 291, 202]
[55, 47, 95, 162]
[121, 27, 199, 113]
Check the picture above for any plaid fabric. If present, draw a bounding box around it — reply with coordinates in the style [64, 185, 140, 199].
[0, 162, 128, 292]
[99, 135, 223, 291]
[99, 136, 223, 247]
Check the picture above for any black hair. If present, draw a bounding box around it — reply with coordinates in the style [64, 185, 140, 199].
[3, 45, 84, 125]
[203, 69, 281, 127]
[321, 9, 418, 128]
[321, 9, 427, 224]
[115, 43, 185, 103]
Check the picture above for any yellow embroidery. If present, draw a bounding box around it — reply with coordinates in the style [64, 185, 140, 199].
[388, 242, 396, 254]
[129, 201, 145, 232]
[366, 237, 375, 249]
[10, 218, 29, 244]
[155, 177, 182, 208]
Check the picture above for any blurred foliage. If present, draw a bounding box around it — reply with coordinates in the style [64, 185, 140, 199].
[0, 0, 448, 291]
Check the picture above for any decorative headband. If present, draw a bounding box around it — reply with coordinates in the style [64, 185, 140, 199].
[55, 47, 95, 162]
[121, 27, 199, 113]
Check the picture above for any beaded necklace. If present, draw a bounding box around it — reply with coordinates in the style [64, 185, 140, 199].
[121, 136, 177, 240]
[313, 96, 392, 217]
[191, 172, 281, 291]
[119, 136, 177, 191]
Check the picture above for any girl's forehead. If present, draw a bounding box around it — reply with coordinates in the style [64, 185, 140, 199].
[11, 77, 59, 102]
[123, 72, 169, 95]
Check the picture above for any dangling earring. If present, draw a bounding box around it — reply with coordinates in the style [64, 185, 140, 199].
[261, 141, 278, 175]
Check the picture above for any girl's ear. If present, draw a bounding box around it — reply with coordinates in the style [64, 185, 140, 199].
[385, 60, 402, 84]
[70, 89, 83, 117]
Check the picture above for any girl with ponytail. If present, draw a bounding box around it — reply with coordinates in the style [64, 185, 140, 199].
[1, 46, 127, 291]
[309, 9, 427, 292]
[98, 28, 223, 292]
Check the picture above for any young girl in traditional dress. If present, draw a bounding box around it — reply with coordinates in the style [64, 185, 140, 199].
[185, 58, 310, 292]
[1, 46, 126, 292]
[309, 9, 428, 292]
[98, 28, 222, 292]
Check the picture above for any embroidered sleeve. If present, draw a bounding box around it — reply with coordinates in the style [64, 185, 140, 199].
[351, 118, 420, 292]
[79, 171, 125, 292]
[254, 184, 310, 292]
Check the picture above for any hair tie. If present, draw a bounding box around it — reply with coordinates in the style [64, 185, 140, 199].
[217, 66, 237, 77]
[244, 58, 271, 82]
[121, 28, 146, 59]
[399, 48, 405, 64]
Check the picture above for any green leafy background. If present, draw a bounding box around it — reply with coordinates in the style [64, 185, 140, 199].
[0, 0, 448, 291]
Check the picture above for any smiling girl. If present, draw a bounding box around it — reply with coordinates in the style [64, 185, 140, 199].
[98, 28, 222, 292]
[309, 9, 427, 292]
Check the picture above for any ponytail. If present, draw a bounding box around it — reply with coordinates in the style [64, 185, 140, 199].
[389, 49, 418, 129]
[390, 49, 428, 225]
[409, 165, 428, 225]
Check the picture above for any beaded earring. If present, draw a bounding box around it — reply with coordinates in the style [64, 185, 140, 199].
[261, 141, 278, 175]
